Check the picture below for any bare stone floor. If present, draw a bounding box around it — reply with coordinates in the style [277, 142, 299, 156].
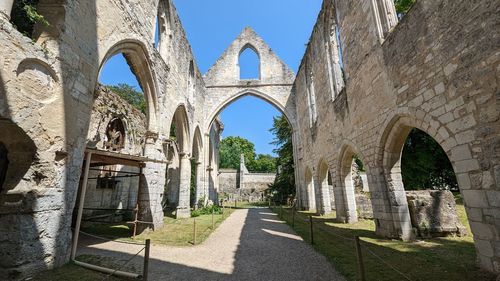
[78, 208, 345, 281]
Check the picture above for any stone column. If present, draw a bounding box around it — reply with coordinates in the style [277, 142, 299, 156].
[319, 181, 332, 215]
[194, 161, 204, 206]
[176, 152, 191, 218]
[0, 0, 13, 21]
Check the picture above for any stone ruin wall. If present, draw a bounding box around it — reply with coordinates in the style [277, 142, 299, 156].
[82, 85, 148, 222]
[0, 0, 209, 278]
[218, 169, 275, 202]
[294, 0, 499, 272]
[0, 0, 498, 277]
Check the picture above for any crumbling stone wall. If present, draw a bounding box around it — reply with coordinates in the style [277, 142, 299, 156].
[406, 190, 466, 238]
[0, 0, 208, 278]
[294, 0, 499, 272]
[82, 85, 147, 221]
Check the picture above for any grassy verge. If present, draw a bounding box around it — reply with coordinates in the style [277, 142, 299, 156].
[82, 208, 235, 246]
[272, 204, 496, 281]
[221, 200, 270, 209]
[31, 255, 133, 281]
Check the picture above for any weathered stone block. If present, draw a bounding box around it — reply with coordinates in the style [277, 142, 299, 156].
[406, 190, 466, 237]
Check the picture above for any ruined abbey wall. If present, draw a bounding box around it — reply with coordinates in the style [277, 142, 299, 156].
[0, 0, 209, 278]
[0, 0, 498, 278]
[294, 0, 499, 272]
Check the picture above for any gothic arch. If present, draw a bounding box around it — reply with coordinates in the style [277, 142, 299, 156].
[205, 88, 296, 134]
[377, 111, 476, 240]
[98, 39, 159, 131]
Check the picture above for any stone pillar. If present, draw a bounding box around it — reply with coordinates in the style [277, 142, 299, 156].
[344, 174, 358, 223]
[139, 131, 165, 230]
[319, 182, 332, 215]
[194, 161, 204, 206]
[0, 0, 14, 21]
[176, 152, 191, 218]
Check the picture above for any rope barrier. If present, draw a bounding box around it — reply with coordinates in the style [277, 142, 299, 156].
[360, 240, 413, 281]
[79, 230, 146, 245]
[101, 246, 145, 281]
[278, 206, 413, 281]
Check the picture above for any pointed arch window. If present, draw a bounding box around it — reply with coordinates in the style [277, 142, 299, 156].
[188, 60, 195, 104]
[306, 69, 317, 128]
[370, 0, 398, 42]
[238, 45, 260, 80]
[324, 9, 345, 100]
[155, 0, 172, 59]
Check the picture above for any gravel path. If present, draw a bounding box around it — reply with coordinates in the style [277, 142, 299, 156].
[78, 208, 345, 281]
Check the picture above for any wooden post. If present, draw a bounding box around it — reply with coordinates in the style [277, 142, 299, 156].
[234, 199, 237, 209]
[71, 152, 92, 260]
[280, 205, 283, 219]
[355, 236, 366, 281]
[193, 218, 197, 245]
[268, 199, 271, 208]
[212, 208, 215, 229]
[133, 204, 139, 238]
[309, 215, 314, 245]
[292, 207, 295, 228]
[143, 239, 151, 281]
[222, 205, 225, 219]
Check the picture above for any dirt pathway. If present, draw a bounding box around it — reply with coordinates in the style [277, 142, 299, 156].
[78, 208, 345, 281]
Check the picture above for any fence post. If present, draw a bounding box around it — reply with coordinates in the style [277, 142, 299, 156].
[280, 205, 283, 219]
[354, 236, 366, 281]
[292, 207, 295, 228]
[268, 199, 271, 208]
[309, 215, 314, 245]
[212, 208, 215, 229]
[193, 218, 197, 245]
[234, 200, 237, 209]
[143, 239, 151, 281]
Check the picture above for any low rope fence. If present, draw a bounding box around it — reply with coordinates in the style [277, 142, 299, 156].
[75, 230, 151, 280]
[273, 205, 414, 281]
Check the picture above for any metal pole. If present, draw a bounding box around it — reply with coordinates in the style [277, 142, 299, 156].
[193, 218, 197, 245]
[71, 152, 92, 260]
[309, 215, 314, 245]
[292, 207, 295, 228]
[355, 236, 366, 281]
[143, 239, 151, 281]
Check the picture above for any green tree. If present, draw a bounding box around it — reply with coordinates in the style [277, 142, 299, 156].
[107, 84, 146, 114]
[10, 0, 49, 38]
[219, 136, 256, 170]
[268, 115, 295, 203]
[249, 154, 277, 173]
[401, 128, 458, 191]
[394, 0, 416, 17]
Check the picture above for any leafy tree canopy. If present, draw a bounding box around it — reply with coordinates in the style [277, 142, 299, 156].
[10, 0, 49, 38]
[107, 84, 146, 114]
[394, 0, 416, 17]
[219, 136, 276, 173]
[401, 128, 458, 191]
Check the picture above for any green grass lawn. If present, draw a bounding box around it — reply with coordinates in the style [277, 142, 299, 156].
[81, 208, 235, 246]
[272, 204, 496, 281]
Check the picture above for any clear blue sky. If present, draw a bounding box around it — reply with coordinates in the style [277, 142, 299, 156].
[100, 0, 322, 156]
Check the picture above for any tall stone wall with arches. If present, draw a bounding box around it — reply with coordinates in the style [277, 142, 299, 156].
[0, 0, 497, 278]
[294, 0, 499, 273]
